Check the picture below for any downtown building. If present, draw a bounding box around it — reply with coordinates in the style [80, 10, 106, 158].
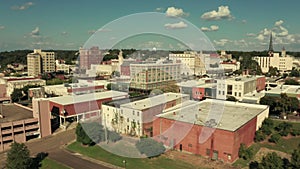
[253, 34, 294, 73]
[79, 46, 103, 71]
[153, 99, 269, 163]
[129, 62, 181, 92]
[216, 75, 266, 100]
[101, 93, 189, 137]
[27, 49, 55, 76]
[169, 51, 207, 76]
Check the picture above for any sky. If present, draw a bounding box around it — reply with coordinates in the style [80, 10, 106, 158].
[1, 0, 300, 51]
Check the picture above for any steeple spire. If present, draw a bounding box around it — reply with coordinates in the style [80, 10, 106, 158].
[268, 32, 274, 52]
[268, 32, 274, 56]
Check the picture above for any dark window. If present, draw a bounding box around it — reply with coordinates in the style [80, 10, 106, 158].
[206, 149, 211, 156]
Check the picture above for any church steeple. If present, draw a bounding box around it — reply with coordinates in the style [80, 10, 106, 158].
[268, 32, 274, 56]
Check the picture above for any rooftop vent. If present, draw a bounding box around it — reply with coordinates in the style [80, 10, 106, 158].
[205, 119, 217, 128]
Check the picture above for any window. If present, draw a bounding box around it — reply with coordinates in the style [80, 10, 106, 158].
[206, 149, 211, 156]
[222, 91, 225, 95]
[188, 144, 192, 147]
[133, 111, 135, 116]
[137, 112, 139, 116]
[239, 92, 241, 97]
[127, 118, 129, 122]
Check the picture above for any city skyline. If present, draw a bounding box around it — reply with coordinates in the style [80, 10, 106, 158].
[1, 0, 300, 51]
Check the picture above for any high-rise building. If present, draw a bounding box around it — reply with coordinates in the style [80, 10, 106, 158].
[79, 46, 103, 70]
[27, 49, 55, 76]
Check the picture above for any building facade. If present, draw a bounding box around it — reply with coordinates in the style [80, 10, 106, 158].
[79, 46, 103, 70]
[130, 63, 181, 92]
[169, 51, 207, 75]
[102, 93, 189, 137]
[27, 49, 55, 76]
[216, 76, 266, 100]
[153, 99, 269, 163]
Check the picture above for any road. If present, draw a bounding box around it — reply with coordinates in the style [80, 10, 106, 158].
[0, 129, 113, 169]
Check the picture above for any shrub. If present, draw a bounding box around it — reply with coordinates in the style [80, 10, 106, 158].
[269, 134, 281, 143]
[255, 130, 266, 142]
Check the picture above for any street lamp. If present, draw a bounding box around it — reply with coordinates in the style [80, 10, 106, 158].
[122, 160, 126, 168]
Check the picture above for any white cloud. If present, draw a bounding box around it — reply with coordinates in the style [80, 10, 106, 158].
[213, 39, 230, 46]
[155, 7, 164, 12]
[275, 20, 284, 27]
[242, 20, 247, 24]
[277, 26, 288, 37]
[201, 6, 233, 21]
[246, 33, 256, 37]
[201, 25, 219, 32]
[164, 21, 187, 29]
[30, 27, 40, 37]
[165, 7, 188, 17]
[0, 25, 5, 30]
[61, 31, 68, 36]
[256, 34, 265, 41]
[11, 2, 34, 10]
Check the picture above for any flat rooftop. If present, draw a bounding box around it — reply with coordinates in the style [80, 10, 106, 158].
[266, 85, 300, 95]
[157, 99, 269, 132]
[225, 76, 259, 82]
[121, 93, 189, 111]
[48, 90, 128, 105]
[0, 104, 33, 123]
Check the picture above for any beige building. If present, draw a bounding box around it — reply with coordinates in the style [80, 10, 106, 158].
[27, 49, 55, 76]
[0, 103, 40, 152]
[130, 62, 181, 91]
[0, 76, 46, 98]
[169, 51, 207, 75]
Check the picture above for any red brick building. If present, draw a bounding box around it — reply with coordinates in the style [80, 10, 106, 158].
[153, 99, 269, 163]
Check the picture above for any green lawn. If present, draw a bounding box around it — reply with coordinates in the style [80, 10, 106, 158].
[260, 136, 300, 154]
[40, 158, 70, 169]
[67, 142, 200, 169]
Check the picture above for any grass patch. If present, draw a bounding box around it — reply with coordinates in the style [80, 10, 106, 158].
[260, 136, 300, 154]
[67, 142, 200, 169]
[40, 158, 70, 169]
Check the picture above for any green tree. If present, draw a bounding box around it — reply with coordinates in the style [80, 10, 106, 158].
[6, 142, 32, 169]
[284, 79, 299, 85]
[106, 83, 112, 90]
[238, 143, 253, 160]
[255, 130, 266, 142]
[11, 88, 23, 102]
[260, 152, 284, 169]
[75, 123, 94, 146]
[291, 146, 300, 169]
[136, 138, 166, 158]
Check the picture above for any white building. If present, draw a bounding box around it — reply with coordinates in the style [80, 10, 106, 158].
[253, 48, 293, 73]
[102, 93, 190, 137]
[216, 76, 265, 101]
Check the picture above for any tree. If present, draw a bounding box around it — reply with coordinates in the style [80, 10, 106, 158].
[136, 138, 166, 158]
[75, 123, 94, 146]
[291, 146, 300, 169]
[238, 143, 253, 160]
[11, 88, 23, 102]
[255, 130, 266, 142]
[6, 142, 32, 169]
[260, 152, 284, 169]
[284, 79, 299, 85]
[106, 83, 112, 90]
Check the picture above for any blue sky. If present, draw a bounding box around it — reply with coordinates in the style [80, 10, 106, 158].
[1, 0, 300, 51]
